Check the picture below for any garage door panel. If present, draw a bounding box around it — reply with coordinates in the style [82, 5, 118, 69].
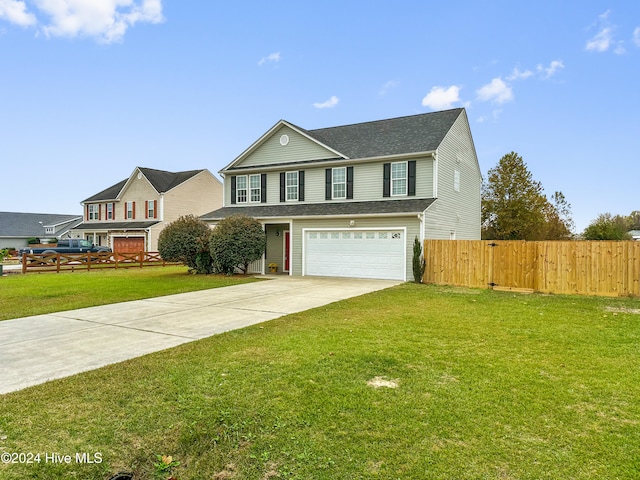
[304, 229, 404, 281]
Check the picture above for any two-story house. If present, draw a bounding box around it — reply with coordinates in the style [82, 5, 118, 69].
[201, 108, 481, 281]
[72, 167, 222, 253]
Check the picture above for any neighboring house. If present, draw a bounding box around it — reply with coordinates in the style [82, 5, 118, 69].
[72, 167, 222, 253]
[629, 230, 640, 241]
[201, 108, 482, 281]
[0, 212, 82, 249]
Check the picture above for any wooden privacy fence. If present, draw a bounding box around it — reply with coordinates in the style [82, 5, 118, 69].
[423, 240, 640, 297]
[21, 251, 181, 274]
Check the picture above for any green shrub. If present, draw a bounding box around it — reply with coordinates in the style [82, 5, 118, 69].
[158, 215, 212, 273]
[209, 215, 266, 275]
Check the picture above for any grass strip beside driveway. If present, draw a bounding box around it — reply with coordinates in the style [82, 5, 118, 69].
[0, 267, 257, 321]
[1, 284, 640, 479]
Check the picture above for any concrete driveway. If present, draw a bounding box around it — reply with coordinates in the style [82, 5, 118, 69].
[0, 276, 400, 395]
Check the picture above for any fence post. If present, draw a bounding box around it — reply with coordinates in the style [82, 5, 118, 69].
[22, 254, 26, 274]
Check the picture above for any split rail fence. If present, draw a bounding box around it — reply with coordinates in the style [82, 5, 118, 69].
[423, 240, 640, 297]
[21, 251, 181, 274]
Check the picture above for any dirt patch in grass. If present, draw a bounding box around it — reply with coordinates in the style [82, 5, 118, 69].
[604, 306, 640, 315]
[367, 376, 399, 388]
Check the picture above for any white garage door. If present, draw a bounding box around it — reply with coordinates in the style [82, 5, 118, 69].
[304, 229, 405, 280]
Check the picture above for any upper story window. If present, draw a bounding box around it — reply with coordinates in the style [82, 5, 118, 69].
[236, 176, 248, 203]
[279, 171, 304, 202]
[391, 162, 407, 196]
[147, 200, 156, 218]
[88, 204, 99, 220]
[325, 166, 353, 200]
[45, 226, 54, 234]
[231, 174, 266, 205]
[383, 161, 416, 197]
[106, 203, 114, 220]
[454, 169, 461, 192]
[126, 201, 135, 219]
[235, 174, 261, 203]
[249, 174, 261, 202]
[332, 167, 346, 199]
[286, 171, 299, 201]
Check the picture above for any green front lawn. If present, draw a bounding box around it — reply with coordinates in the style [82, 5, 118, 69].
[0, 267, 257, 321]
[1, 284, 639, 479]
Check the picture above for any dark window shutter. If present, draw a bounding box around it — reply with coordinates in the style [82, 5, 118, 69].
[280, 172, 285, 202]
[298, 171, 305, 201]
[261, 174, 267, 203]
[132, 201, 136, 219]
[325, 169, 332, 200]
[154, 200, 158, 219]
[383, 163, 391, 197]
[145, 201, 148, 219]
[98, 204, 102, 220]
[347, 166, 354, 199]
[408, 160, 416, 196]
[230, 176, 237, 204]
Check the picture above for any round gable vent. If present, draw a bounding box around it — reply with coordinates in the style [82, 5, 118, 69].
[280, 134, 290, 146]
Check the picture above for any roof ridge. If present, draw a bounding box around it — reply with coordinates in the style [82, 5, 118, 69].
[308, 107, 464, 132]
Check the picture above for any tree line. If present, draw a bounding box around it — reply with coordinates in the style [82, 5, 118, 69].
[482, 152, 637, 241]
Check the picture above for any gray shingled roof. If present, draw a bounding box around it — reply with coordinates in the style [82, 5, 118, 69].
[83, 167, 205, 202]
[201, 198, 435, 220]
[303, 108, 463, 159]
[0, 212, 82, 237]
[73, 221, 160, 230]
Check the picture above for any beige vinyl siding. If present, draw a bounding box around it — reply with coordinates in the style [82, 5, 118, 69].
[290, 216, 421, 280]
[235, 125, 340, 168]
[423, 111, 481, 240]
[116, 176, 159, 221]
[225, 157, 435, 206]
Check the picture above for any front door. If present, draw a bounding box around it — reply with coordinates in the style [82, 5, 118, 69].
[284, 231, 290, 272]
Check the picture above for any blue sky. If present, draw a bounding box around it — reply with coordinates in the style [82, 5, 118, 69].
[0, 1, 638, 233]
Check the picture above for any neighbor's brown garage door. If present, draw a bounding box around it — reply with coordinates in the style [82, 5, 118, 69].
[113, 237, 145, 253]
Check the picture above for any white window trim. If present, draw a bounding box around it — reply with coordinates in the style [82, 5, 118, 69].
[147, 199, 155, 218]
[88, 204, 99, 220]
[249, 174, 261, 203]
[106, 203, 114, 220]
[286, 171, 299, 202]
[236, 175, 248, 203]
[126, 201, 134, 219]
[391, 161, 408, 196]
[332, 167, 347, 200]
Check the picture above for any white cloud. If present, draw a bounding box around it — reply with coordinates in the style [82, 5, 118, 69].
[0, 0, 163, 43]
[421, 85, 461, 110]
[538, 60, 565, 79]
[379, 80, 398, 95]
[634, 27, 640, 47]
[586, 10, 625, 54]
[258, 52, 281, 66]
[313, 95, 339, 109]
[506, 67, 533, 81]
[586, 25, 613, 52]
[0, 0, 36, 26]
[476, 77, 513, 104]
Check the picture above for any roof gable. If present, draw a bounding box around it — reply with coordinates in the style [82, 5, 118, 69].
[83, 167, 207, 203]
[222, 121, 346, 172]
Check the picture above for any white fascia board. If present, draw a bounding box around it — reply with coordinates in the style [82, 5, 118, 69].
[223, 150, 437, 175]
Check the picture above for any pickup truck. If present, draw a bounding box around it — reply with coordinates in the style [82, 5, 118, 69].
[19, 239, 112, 255]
